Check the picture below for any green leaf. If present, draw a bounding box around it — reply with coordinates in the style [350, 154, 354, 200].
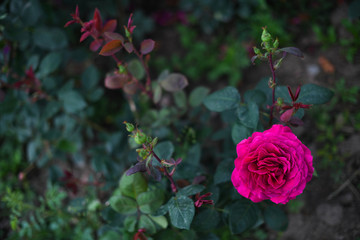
[174, 90, 187, 109]
[27, 54, 40, 70]
[137, 189, 164, 214]
[119, 172, 148, 199]
[160, 73, 188, 92]
[214, 159, 234, 185]
[58, 90, 87, 113]
[231, 123, 251, 145]
[99, 231, 122, 240]
[154, 141, 174, 160]
[236, 102, 259, 129]
[153, 82, 162, 104]
[82, 66, 100, 90]
[275, 85, 292, 103]
[184, 144, 201, 165]
[189, 86, 210, 107]
[21, 0, 42, 26]
[192, 208, 220, 231]
[139, 215, 157, 235]
[56, 139, 77, 153]
[109, 195, 137, 214]
[244, 89, 266, 106]
[296, 84, 334, 104]
[128, 59, 145, 80]
[149, 215, 168, 229]
[168, 196, 195, 230]
[38, 52, 62, 77]
[228, 200, 259, 234]
[124, 215, 137, 232]
[33, 27, 68, 50]
[178, 185, 205, 196]
[264, 206, 288, 231]
[203, 87, 240, 112]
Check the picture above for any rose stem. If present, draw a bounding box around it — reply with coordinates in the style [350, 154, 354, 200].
[151, 150, 178, 193]
[268, 53, 276, 126]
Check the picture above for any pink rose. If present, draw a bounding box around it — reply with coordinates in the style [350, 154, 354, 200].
[231, 124, 313, 204]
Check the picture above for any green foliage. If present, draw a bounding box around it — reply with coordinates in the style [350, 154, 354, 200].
[167, 195, 195, 230]
[0, 0, 338, 239]
[227, 199, 260, 234]
[203, 87, 240, 112]
[119, 172, 148, 199]
[264, 206, 288, 231]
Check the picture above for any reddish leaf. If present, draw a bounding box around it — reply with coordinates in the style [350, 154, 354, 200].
[140, 39, 155, 55]
[93, 8, 103, 32]
[99, 40, 122, 56]
[287, 86, 295, 101]
[280, 108, 294, 122]
[126, 162, 147, 176]
[64, 20, 76, 27]
[124, 42, 133, 53]
[104, 73, 128, 89]
[80, 31, 91, 42]
[103, 19, 117, 32]
[90, 39, 103, 52]
[104, 32, 124, 41]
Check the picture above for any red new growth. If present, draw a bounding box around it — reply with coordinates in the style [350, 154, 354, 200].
[65, 6, 117, 52]
[280, 85, 311, 122]
[194, 192, 214, 208]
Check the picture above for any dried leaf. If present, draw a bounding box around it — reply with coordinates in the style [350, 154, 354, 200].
[318, 56, 335, 74]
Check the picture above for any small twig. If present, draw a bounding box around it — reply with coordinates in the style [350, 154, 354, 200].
[327, 168, 360, 200]
[151, 150, 178, 193]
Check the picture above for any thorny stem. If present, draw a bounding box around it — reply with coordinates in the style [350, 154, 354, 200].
[268, 53, 276, 126]
[151, 150, 178, 193]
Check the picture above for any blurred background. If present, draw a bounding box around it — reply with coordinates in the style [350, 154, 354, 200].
[1, 0, 360, 239]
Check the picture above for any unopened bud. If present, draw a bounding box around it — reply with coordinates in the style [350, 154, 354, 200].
[273, 38, 279, 49]
[134, 132, 147, 145]
[253, 47, 261, 55]
[118, 65, 126, 73]
[125, 28, 131, 39]
[124, 121, 135, 132]
[261, 27, 272, 43]
[138, 149, 148, 159]
[151, 137, 158, 147]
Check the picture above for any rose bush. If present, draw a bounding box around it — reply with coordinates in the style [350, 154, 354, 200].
[231, 124, 314, 204]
